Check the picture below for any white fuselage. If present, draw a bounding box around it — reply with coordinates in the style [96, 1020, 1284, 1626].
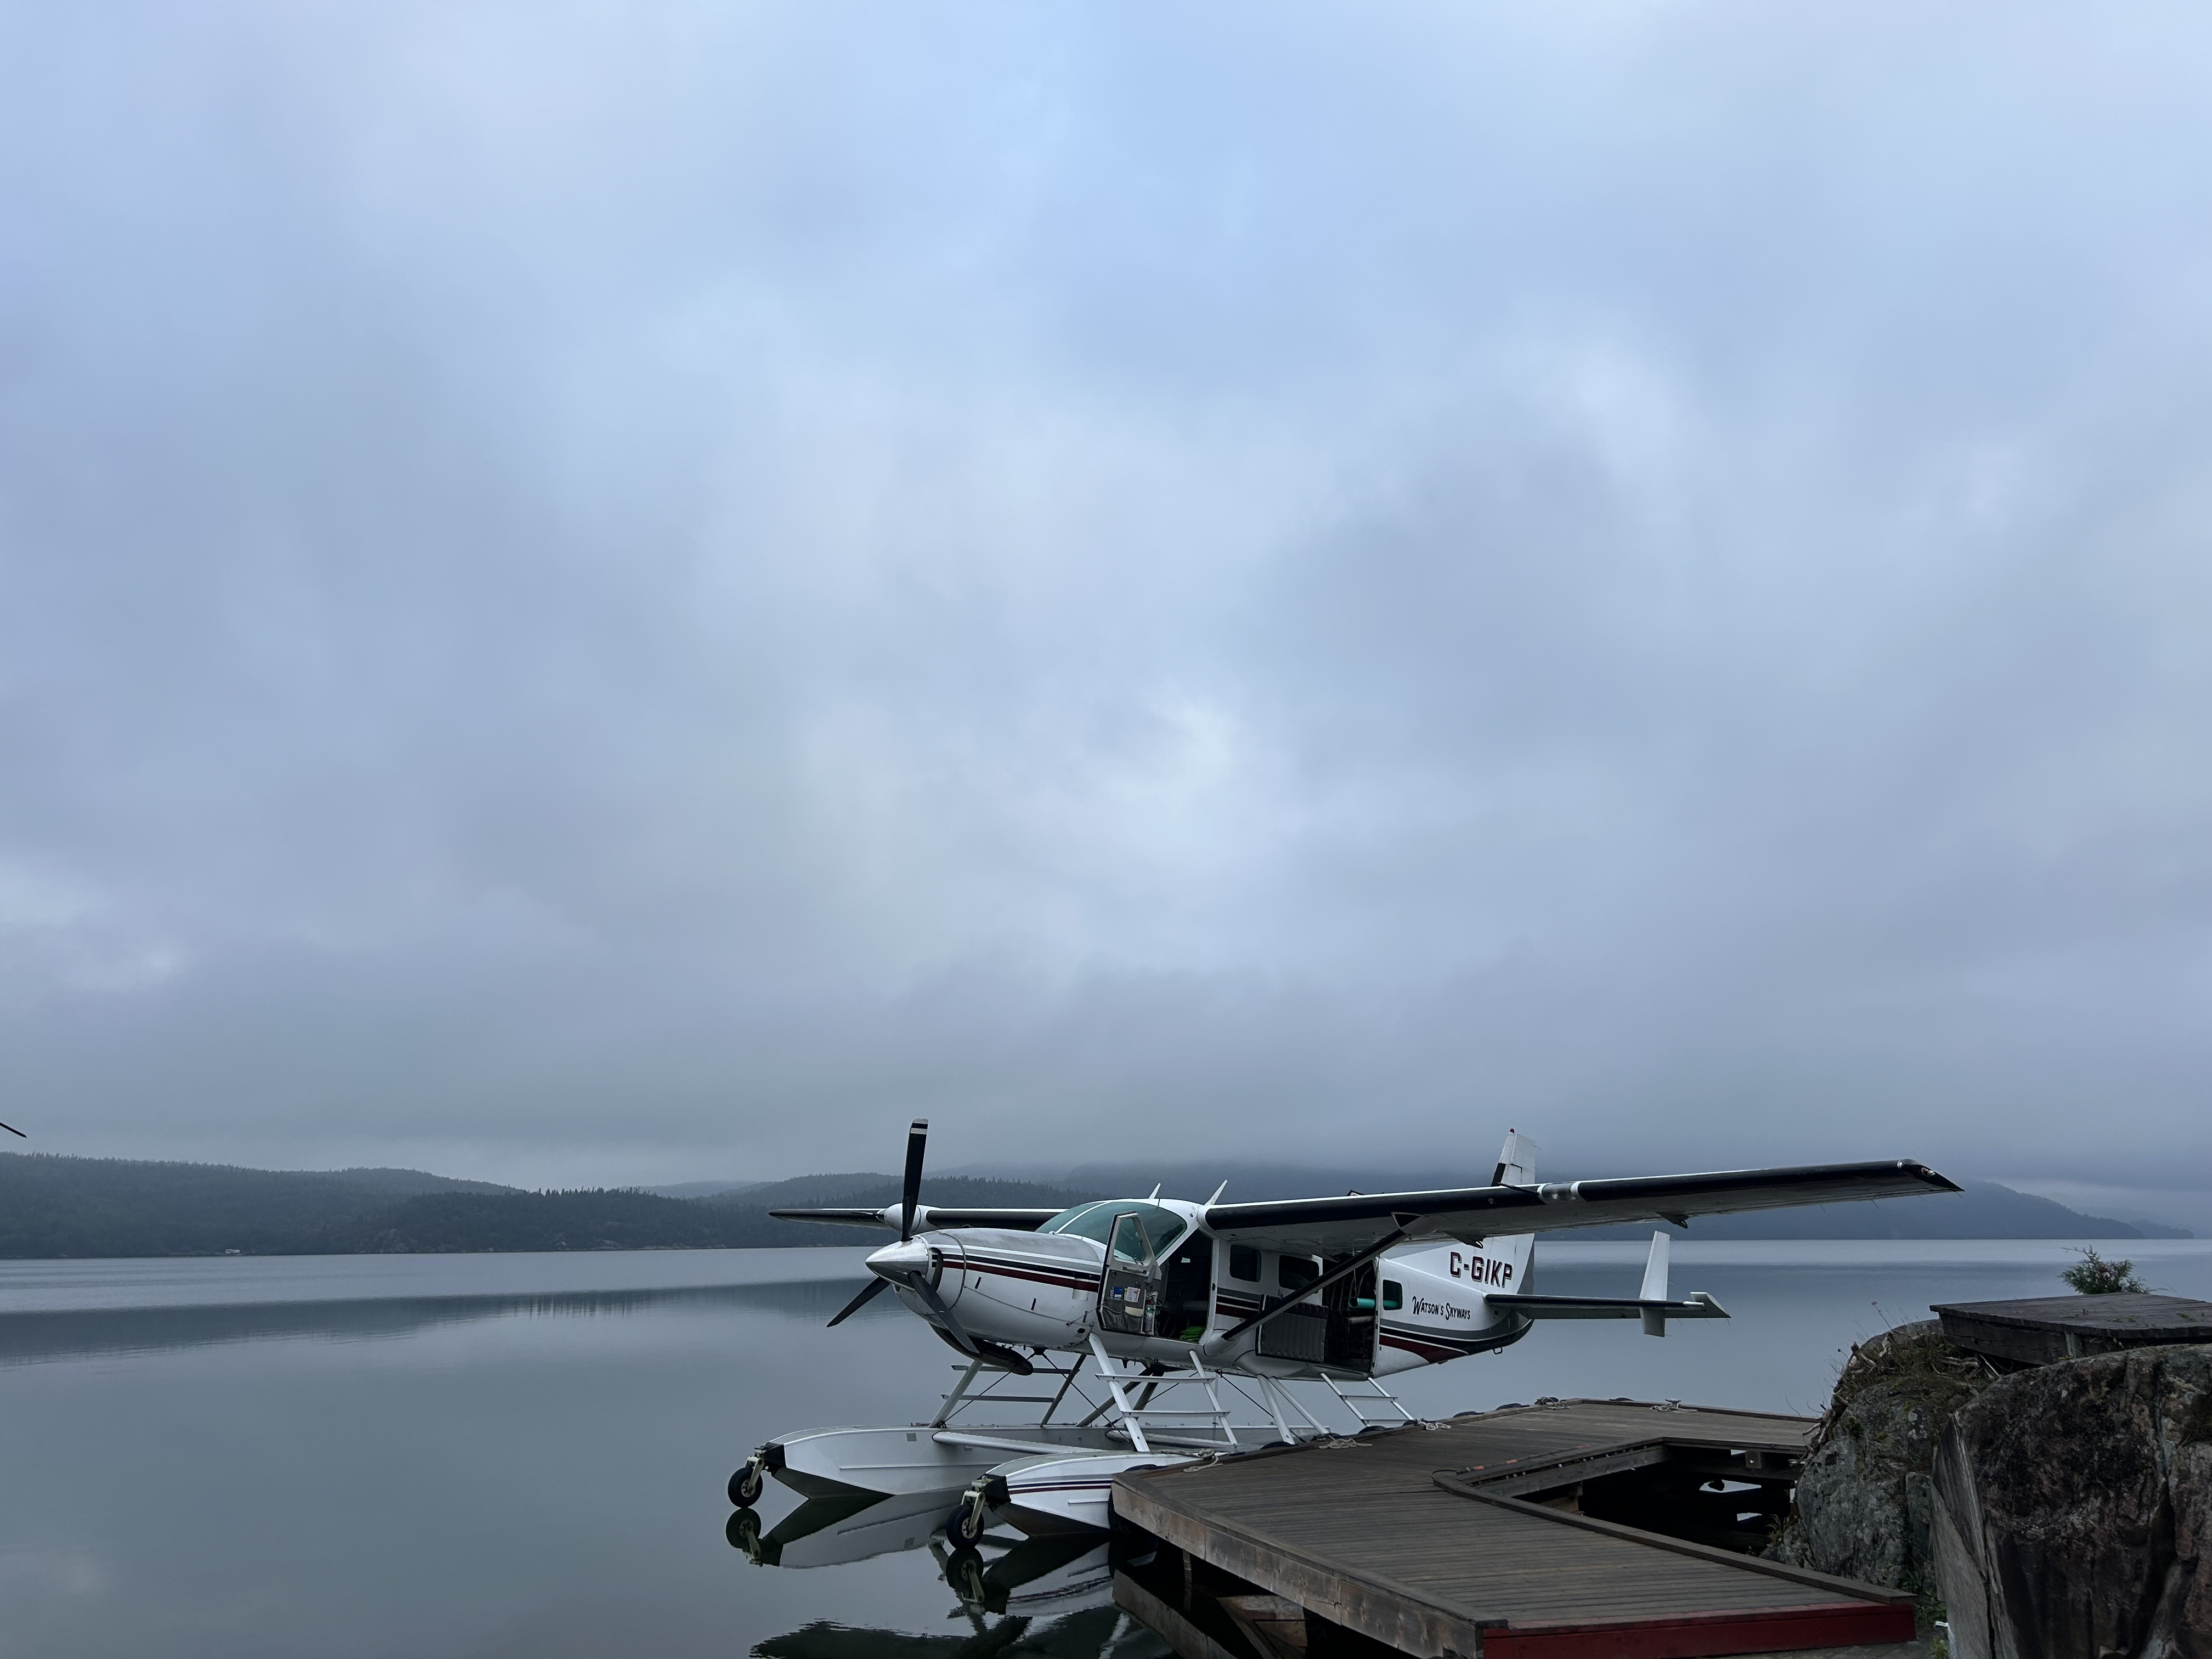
[871, 1199, 1537, 1379]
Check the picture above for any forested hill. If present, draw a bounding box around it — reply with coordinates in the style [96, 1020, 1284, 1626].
[0, 1155, 1096, 1259]
[0, 1156, 520, 1258]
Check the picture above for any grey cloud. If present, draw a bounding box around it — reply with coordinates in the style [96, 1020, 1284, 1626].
[1, 2, 2208, 1197]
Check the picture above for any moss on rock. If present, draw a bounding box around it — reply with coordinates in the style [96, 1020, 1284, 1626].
[1771, 1319, 1997, 1609]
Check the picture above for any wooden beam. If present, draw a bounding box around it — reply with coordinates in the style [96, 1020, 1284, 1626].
[1430, 1476, 1915, 1607]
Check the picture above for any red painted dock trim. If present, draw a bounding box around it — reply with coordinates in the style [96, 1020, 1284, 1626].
[1482, 1600, 1916, 1659]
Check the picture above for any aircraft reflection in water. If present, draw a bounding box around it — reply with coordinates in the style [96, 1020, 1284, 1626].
[731, 1485, 1165, 1659]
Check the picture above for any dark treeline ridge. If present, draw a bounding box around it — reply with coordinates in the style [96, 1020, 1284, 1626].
[0, 1156, 516, 1259]
[0, 1154, 1098, 1259]
[0, 1153, 2182, 1259]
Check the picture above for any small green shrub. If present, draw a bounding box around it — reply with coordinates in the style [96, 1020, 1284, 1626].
[2059, 1247, 2147, 1295]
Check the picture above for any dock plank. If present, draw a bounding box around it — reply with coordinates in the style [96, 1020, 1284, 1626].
[1115, 1398, 1912, 1659]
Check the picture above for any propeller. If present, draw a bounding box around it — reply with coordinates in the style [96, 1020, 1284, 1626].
[833, 1243, 984, 1357]
[908, 1271, 979, 1356]
[898, 1118, 927, 1242]
[824, 1118, 932, 1329]
[819, 1118, 1033, 1375]
[827, 1277, 889, 1327]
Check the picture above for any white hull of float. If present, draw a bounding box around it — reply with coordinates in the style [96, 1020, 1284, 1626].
[982, 1449, 1195, 1537]
[765, 1423, 1127, 1498]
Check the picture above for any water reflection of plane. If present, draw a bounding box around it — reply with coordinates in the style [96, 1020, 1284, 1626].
[731, 1488, 1126, 1644]
[729, 1489, 959, 1570]
[754, 1604, 1144, 1659]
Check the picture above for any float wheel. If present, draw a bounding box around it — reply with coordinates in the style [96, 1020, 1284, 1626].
[729, 1462, 765, 1506]
[945, 1493, 988, 1549]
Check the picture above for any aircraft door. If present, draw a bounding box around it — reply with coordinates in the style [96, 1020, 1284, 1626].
[1097, 1212, 1161, 1337]
[1321, 1258, 1381, 1374]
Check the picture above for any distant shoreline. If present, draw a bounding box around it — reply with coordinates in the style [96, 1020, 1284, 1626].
[1, 1150, 2187, 1260]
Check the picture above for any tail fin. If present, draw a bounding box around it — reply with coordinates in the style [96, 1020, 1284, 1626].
[1490, 1128, 1537, 1188]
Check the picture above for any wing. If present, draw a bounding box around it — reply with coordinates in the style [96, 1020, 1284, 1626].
[767, 1205, 1062, 1233]
[1202, 1159, 1960, 1257]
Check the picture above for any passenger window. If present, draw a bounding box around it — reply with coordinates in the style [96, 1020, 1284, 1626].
[1278, 1256, 1320, 1290]
[1383, 1280, 1403, 1311]
[1228, 1244, 1260, 1282]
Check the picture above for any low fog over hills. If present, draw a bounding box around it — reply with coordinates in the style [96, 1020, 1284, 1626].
[0, 1153, 2185, 1259]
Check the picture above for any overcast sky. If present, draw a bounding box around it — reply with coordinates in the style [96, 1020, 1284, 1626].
[3, 4, 2210, 1211]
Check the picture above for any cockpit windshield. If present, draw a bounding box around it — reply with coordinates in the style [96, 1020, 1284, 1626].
[1036, 1200, 1108, 1234]
[1037, 1200, 1187, 1261]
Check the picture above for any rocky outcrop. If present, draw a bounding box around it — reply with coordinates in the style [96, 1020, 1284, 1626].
[1933, 1342, 2212, 1659]
[1772, 1320, 1994, 1600]
[1787, 1376, 1948, 1590]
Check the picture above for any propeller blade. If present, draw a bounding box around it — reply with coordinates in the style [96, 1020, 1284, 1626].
[910, 1272, 980, 1357]
[0, 1120, 22, 1138]
[899, 1117, 928, 1242]
[826, 1276, 891, 1328]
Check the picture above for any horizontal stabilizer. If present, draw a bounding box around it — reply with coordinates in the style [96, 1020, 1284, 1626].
[1485, 1291, 1728, 1322]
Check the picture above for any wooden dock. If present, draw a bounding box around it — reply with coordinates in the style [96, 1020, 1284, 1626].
[1111, 1398, 1919, 1659]
[1930, 1293, 2212, 1369]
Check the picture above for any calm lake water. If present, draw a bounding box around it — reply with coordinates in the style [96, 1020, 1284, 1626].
[3, 1238, 2208, 1659]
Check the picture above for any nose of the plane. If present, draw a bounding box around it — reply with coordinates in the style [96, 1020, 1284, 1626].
[865, 1237, 934, 1280]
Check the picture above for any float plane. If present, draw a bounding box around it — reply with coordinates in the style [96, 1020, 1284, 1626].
[731, 1121, 1956, 1543]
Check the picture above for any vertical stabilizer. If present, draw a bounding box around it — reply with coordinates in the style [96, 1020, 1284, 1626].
[1488, 1130, 1541, 1297]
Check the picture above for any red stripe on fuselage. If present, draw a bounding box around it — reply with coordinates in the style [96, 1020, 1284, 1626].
[961, 1257, 1101, 1294]
[1380, 1332, 1464, 1363]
